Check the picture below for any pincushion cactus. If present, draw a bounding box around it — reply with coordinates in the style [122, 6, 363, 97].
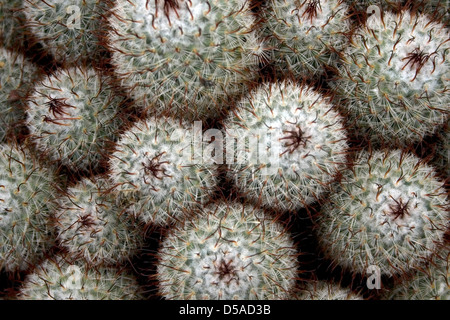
[26, 66, 125, 171]
[386, 246, 449, 300]
[19, 255, 143, 300]
[55, 177, 143, 266]
[331, 10, 450, 145]
[262, 0, 352, 77]
[0, 48, 38, 142]
[0, 143, 56, 272]
[0, 0, 27, 49]
[296, 280, 364, 300]
[316, 149, 449, 277]
[156, 202, 299, 300]
[108, 116, 217, 226]
[24, 0, 110, 65]
[225, 81, 349, 212]
[107, 0, 262, 119]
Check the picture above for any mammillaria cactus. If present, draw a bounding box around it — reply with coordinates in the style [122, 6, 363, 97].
[296, 280, 364, 300]
[316, 149, 449, 277]
[24, 0, 111, 65]
[55, 177, 143, 266]
[107, 0, 262, 120]
[18, 255, 143, 300]
[225, 81, 349, 212]
[262, 0, 351, 77]
[386, 246, 449, 300]
[0, 0, 26, 49]
[0, 48, 38, 142]
[0, 143, 56, 272]
[156, 202, 299, 300]
[331, 10, 450, 145]
[26, 66, 126, 171]
[108, 116, 217, 226]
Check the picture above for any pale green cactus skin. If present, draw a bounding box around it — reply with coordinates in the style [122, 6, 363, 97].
[0, 0, 26, 49]
[26, 67, 125, 171]
[18, 255, 144, 300]
[262, 0, 351, 77]
[387, 247, 449, 300]
[55, 177, 143, 266]
[107, 0, 262, 119]
[0, 48, 38, 142]
[156, 202, 299, 300]
[332, 10, 450, 145]
[225, 81, 349, 212]
[316, 149, 449, 277]
[296, 281, 364, 300]
[24, 0, 110, 65]
[0, 143, 56, 272]
[108, 116, 217, 226]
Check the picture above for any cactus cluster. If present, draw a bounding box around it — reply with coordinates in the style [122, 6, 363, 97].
[0, 0, 448, 302]
[316, 149, 448, 277]
[0, 143, 56, 272]
[107, 0, 262, 119]
[156, 202, 299, 300]
[332, 10, 449, 145]
[225, 81, 349, 212]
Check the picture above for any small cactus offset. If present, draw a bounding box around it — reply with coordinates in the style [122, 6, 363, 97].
[331, 10, 450, 145]
[262, 0, 352, 77]
[18, 255, 144, 300]
[24, 0, 111, 65]
[108, 116, 217, 226]
[156, 202, 299, 300]
[225, 81, 349, 212]
[107, 0, 262, 119]
[0, 143, 56, 272]
[26, 66, 126, 172]
[386, 246, 449, 300]
[316, 149, 449, 277]
[0, 48, 38, 142]
[55, 177, 144, 266]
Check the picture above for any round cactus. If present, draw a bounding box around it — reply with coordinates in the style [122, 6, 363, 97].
[108, 116, 217, 226]
[24, 0, 110, 65]
[296, 280, 364, 300]
[0, 48, 39, 142]
[26, 66, 125, 171]
[386, 246, 449, 300]
[18, 255, 143, 300]
[107, 0, 262, 119]
[55, 177, 143, 266]
[331, 10, 450, 145]
[262, 0, 352, 77]
[0, 143, 56, 272]
[316, 149, 449, 277]
[156, 202, 299, 300]
[0, 0, 27, 49]
[225, 81, 349, 212]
